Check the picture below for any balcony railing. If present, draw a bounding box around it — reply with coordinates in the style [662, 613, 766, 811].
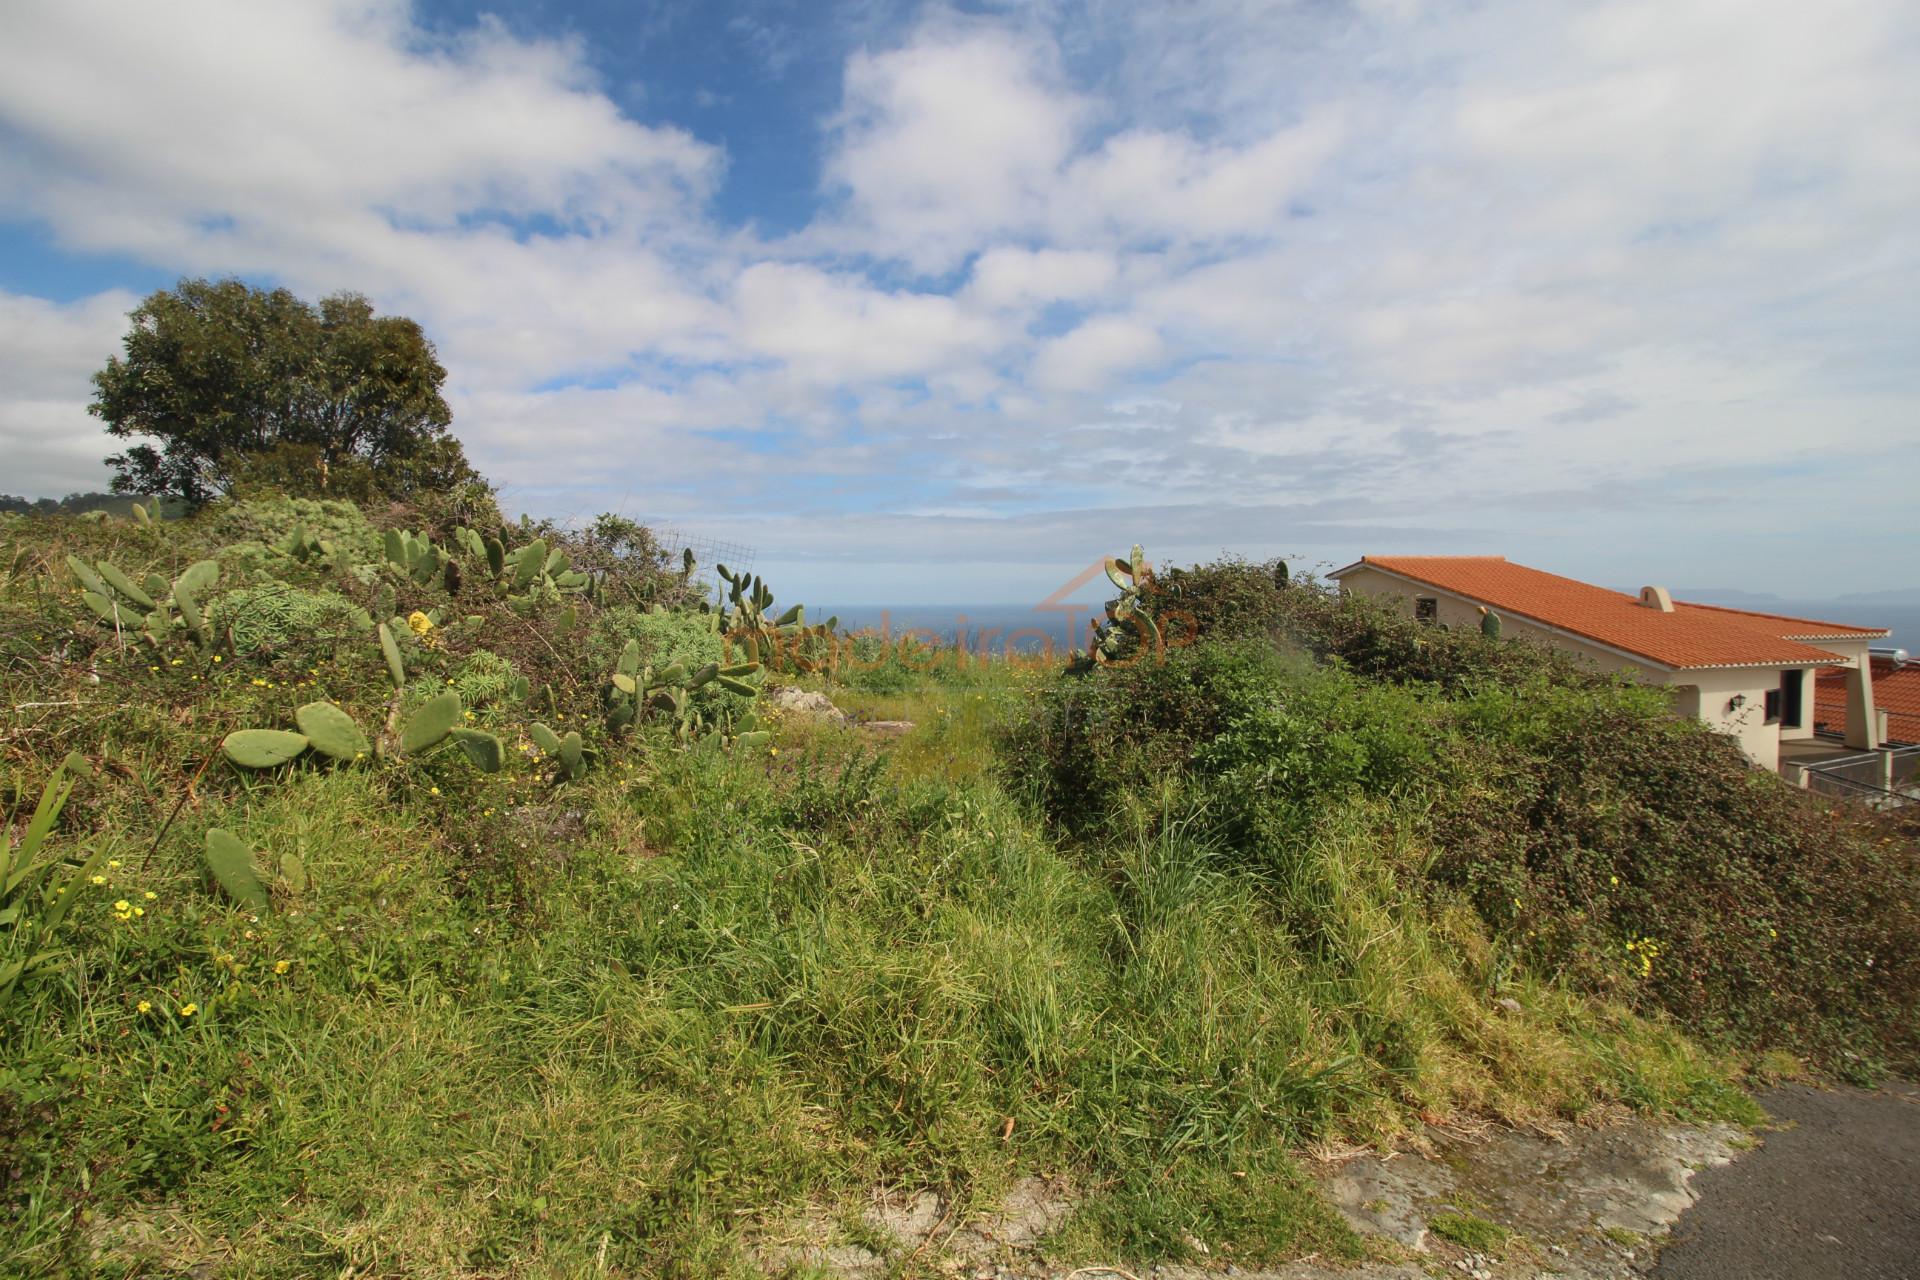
[1797, 744, 1920, 809]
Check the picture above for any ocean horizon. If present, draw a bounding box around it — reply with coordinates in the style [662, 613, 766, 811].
[816, 599, 1919, 656]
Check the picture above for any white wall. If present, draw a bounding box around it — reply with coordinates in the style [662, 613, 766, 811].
[1672, 667, 1786, 771]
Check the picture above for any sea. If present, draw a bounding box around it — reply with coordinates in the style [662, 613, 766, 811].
[1712, 601, 1918, 654]
[817, 600, 1920, 658]
[820, 604, 1091, 657]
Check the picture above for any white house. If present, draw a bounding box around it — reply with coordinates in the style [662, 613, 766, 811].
[1329, 555, 1889, 771]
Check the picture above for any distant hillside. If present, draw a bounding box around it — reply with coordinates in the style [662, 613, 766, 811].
[0, 492, 178, 518]
[1674, 587, 1787, 605]
[1837, 587, 1920, 605]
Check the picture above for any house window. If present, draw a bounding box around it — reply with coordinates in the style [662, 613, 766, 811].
[1780, 670, 1804, 727]
[1764, 687, 1782, 725]
[1414, 597, 1438, 624]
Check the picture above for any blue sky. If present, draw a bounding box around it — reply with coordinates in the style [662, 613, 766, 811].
[2, 0, 1916, 604]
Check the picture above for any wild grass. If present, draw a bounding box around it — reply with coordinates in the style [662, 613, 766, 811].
[0, 510, 1783, 1276]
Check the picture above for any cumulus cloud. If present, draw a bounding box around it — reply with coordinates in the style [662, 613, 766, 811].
[732, 262, 1000, 384]
[0, 0, 1915, 593]
[965, 247, 1117, 309]
[0, 289, 139, 494]
[1031, 316, 1164, 392]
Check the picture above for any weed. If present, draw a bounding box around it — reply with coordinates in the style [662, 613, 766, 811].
[1430, 1212, 1512, 1252]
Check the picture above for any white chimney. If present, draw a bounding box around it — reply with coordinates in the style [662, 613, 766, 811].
[1639, 585, 1674, 612]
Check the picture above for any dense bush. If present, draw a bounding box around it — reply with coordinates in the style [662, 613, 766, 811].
[1009, 560, 1920, 1077]
[1434, 681, 1920, 1077]
[1141, 558, 1590, 691]
[206, 494, 383, 566]
[1142, 556, 1295, 645]
[1003, 638, 1433, 845]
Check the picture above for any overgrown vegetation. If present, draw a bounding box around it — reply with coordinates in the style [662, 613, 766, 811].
[2, 507, 1913, 1277]
[1017, 558, 1919, 1076]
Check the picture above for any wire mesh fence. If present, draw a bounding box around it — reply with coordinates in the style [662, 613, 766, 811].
[644, 524, 756, 596]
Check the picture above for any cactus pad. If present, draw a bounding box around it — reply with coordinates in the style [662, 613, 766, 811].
[450, 727, 505, 773]
[378, 622, 406, 688]
[295, 701, 370, 762]
[204, 828, 271, 911]
[222, 729, 312, 768]
[400, 691, 462, 755]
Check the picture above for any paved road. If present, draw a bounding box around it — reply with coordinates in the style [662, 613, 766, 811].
[1653, 1079, 1920, 1280]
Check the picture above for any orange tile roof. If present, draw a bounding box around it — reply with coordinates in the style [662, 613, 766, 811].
[1334, 555, 1888, 670]
[1815, 658, 1920, 744]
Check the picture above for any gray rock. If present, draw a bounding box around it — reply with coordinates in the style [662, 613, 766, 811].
[765, 686, 846, 721]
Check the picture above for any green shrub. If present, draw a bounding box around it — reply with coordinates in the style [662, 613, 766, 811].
[1433, 679, 1920, 1077]
[1141, 558, 1589, 693]
[450, 649, 521, 711]
[591, 607, 721, 673]
[1004, 637, 1435, 844]
[1005, 587, 1920, 1077]
[205, 495, 381, 565]
[591, 606, 757, 723]
[1143, 556, 1295, 646]
[207, 582, 370, 655]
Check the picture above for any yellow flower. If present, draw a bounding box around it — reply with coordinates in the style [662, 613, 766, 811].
[273, 960, 291, 975]
[429, 785, 441, 796]
[91, 874, 108, 886]
[136, 1000, 151, 1014]
[178, 1003, 198, 1017]
[408, 611, 435, 636]
[114, 899, 131, 912]
[212, 654, 222, 663]
[170, 658, 184, 666]
[1609, 875, 1619, 886]
[133, 906, 144, 917]
[144, 891, 157, 901]
[108, 860, 122, 869]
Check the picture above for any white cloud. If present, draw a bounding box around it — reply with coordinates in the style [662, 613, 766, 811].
[0, 289, 139, 494]
[0, 1, 718, 243]
[732, 262, 999, 384]
[822, 27, 1082, 273]
[965, 247, 1117, 309]
[816, 22, 1342, 270]
[1031, 316, 1165, 392]
[1052, 115, 1343, 242]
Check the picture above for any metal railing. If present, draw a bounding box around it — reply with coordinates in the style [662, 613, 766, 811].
[1798, 744, 1920, 809]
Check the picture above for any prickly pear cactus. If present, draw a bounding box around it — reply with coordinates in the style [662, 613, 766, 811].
[295, 701, 369, 762]
[204, 829, 271, 911]
[221, 729, 311, 768]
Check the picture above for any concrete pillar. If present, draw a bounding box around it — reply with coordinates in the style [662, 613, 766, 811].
[1844, 661, 1880, 750]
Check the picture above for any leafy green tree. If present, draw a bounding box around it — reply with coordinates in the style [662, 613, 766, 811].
[90, 278, 479, 506]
